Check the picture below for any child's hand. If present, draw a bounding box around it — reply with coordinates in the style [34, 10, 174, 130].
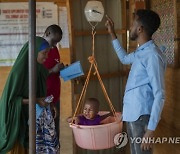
[66, 116, 79, 124]
[66, 117, 72, 123]
[74, 117, 80, 124]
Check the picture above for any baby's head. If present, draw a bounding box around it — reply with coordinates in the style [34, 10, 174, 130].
[83, 98, 100, 120]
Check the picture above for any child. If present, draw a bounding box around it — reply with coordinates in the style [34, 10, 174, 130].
[68, 98, 112, 125]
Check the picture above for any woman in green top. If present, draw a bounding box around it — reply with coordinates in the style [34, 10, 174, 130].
[0, 25, 63, 154]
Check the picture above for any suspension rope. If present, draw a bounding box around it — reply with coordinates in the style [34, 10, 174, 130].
[71, 23, 117, 124]
[71, 63, 93, 123]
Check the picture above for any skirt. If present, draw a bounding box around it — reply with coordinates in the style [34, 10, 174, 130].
[36, 106, 60, 154]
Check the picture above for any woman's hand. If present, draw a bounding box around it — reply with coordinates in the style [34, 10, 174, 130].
[49, 63, 65, 74]
[37, 97, 49, 107]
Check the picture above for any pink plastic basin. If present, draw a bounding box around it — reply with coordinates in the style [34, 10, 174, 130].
[70, 111, 123, 150]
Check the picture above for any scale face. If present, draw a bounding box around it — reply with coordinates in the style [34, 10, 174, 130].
[84, 1, 104, 22]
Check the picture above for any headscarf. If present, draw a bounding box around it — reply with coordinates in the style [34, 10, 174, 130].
[0, 36, 50, 153]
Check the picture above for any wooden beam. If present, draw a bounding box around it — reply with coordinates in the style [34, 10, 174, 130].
[67, 0, 75, 61]
[121, 0, 127, 50]
[55, 0, 66, 6]
[174, 0, 180, 67]
[74, 29, 126, 36]
[0, 0, 59, 2]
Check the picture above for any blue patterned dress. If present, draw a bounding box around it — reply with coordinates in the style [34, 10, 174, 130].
[36, 105, 60, 154]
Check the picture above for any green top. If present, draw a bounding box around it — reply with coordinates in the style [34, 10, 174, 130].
[0, 36, 49, 153]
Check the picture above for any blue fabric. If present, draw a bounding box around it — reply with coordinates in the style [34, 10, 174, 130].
[27, 104, 50, 124]
[126, 115, 152, 154]
[36, 105, 60, 153]
[60, 61, 84, 81]
[112, 39, 167, 130]
[39, 40, 50, 51]
[36, 104, 50, 120]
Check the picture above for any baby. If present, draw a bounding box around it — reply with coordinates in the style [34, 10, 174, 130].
[68, 98, 112, 125]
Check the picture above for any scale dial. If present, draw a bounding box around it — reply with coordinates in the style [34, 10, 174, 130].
[84, 1, 104, 22]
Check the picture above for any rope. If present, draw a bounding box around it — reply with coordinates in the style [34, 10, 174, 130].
[71, 63, 93, 124]
[71, 24, 117, 124]
[93, 61, 116, 118]
[92, 26, 96, 57]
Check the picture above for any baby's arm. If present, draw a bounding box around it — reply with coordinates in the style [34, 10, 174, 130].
[100, 112, 113, 121]
[66, 116, 80, 124]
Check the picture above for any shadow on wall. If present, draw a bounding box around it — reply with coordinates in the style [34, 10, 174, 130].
[153, 67, 180, 154]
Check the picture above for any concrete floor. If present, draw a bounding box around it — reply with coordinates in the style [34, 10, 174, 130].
[60, 119, 73, 154]
[59, 76, 73, 154]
